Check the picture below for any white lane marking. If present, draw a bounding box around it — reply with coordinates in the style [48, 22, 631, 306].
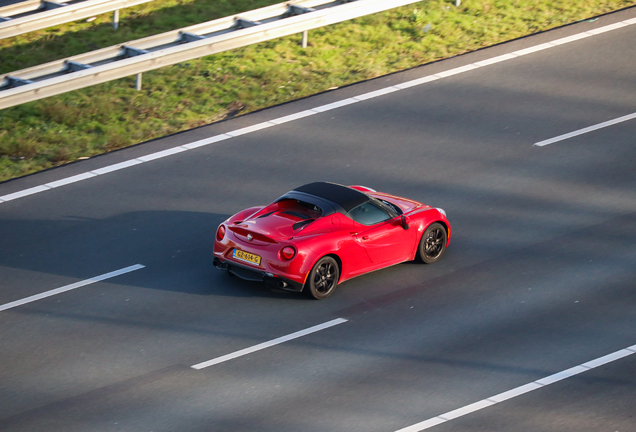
[394, 344, 636, 432]
[269, 109, 317, 125]
[407, 417, 446, 430]
[438, 400, 495, 420]
[2, 18, 635, 204]
[353, 86, 401, 101]
[473, 53, 518, 67]
[1, 185, 51, 202]
[394, 74, 441, 89]
[551, 32, 592, 45]
[436, 64, 480, 77]
[182, 134, 232, 149]
[191, 317, 348, 369]
[45, 172, 97, 188]
[0, 264, 145, 312]
[226, 121, 276, 137]
[587, 21, 628, 34]
[137, 146, 188, 162]
[311, 98, 359, 112]
[533, 111, 636, 146]
[512, 42, 556, 56]
[581, 348, 633, 368]
[534, 365, 587, 385]
[91, 159, 143, 175]
[487, 382, 542, 403]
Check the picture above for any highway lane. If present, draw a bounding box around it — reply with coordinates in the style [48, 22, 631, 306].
[1, 7, 636, 431]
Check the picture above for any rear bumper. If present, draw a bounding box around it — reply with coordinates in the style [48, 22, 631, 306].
[213, 257, 304, 292]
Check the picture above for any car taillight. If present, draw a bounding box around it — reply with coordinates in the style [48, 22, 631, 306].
[280, 246, 296, 260]
[216, 225, 226, 241]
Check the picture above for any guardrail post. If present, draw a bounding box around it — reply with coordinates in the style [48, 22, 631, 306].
[302, 30, 308, 48]
[113, 9, 119, 29]
[454, 0, 461, 6]
[135, 73, 142, 91]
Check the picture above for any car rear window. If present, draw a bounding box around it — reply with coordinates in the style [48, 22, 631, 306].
[277, 199, 322, 219]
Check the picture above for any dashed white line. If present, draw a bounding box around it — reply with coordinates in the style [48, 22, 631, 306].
[191, 317, 347, 369]
[0, 264, 145, 312]
[1, 17, 635, 204]
[394, 344, 636, 432]
[533, 111, 636, 146]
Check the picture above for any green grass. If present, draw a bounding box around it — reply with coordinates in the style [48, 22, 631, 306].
[1, 0, 635, 182]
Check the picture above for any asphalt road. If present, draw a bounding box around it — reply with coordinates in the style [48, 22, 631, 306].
[1, 7, 635, 432]
[0, 1, 26, 8]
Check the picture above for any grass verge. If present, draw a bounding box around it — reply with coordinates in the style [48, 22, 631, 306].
[1, 0, 635, 182]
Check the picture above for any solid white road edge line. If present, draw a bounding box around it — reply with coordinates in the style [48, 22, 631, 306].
[394, 344, 636, 432]
[191, 317, 348, 370]
[0, 264, 145, 312]
[2, 18, 635, 204]
[533, 111, 636, 146]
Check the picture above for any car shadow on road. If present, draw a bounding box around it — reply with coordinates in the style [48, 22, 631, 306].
[0, 209, 307, 301]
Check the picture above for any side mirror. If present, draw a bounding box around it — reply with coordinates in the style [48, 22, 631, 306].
[400, 215, 410, 230]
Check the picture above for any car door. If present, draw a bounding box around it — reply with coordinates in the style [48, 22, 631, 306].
[349, 201, 417, 265]
[329, 214, 375, 277]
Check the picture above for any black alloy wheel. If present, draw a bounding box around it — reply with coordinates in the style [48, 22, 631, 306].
[417, 222, 447, 264]
[305, 256, 340, 300]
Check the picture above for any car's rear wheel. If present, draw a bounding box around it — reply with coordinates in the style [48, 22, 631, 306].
[417, 223, 447, 264]
[305, 256, 340, 300]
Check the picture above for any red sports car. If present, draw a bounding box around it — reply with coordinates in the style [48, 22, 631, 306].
[213, 182, 451, 299]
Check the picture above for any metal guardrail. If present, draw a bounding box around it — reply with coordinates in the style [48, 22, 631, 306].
[0, 0, 156, 39]
[0, 0, 422, 110]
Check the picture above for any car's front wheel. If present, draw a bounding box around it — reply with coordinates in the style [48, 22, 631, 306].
[417, 223, 447, 264]
[305, 256, 340, 300]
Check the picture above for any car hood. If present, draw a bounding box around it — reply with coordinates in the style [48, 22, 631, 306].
[368, 192, 425, 214]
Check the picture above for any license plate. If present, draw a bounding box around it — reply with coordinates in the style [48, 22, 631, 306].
[233, 249, 261, 265]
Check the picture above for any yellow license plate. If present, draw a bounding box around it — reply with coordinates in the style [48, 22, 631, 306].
[233, 249, 261, 265]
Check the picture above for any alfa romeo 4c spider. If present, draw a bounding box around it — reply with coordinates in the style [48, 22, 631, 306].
[213, 182, 451, 299]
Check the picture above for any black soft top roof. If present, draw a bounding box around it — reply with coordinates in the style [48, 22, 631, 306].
[292, 182, 369, 213]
